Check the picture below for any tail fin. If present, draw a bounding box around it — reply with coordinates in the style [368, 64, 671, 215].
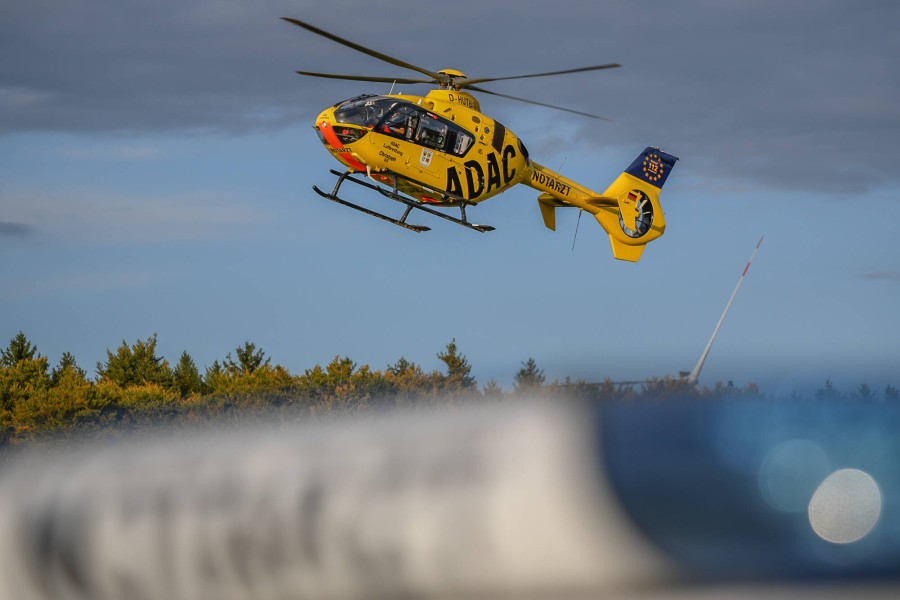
[596, 147, 678, 262]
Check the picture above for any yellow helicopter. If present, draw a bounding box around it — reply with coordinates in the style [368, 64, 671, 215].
[283, 17, 678, 262]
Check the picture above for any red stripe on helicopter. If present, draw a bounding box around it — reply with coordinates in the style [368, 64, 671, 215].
[319, 121, 366, 172]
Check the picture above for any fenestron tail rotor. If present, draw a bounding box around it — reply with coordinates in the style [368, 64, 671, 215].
[282, 16, 619, 119]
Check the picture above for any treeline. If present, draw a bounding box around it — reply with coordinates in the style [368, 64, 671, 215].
[0, 331, 895, 447]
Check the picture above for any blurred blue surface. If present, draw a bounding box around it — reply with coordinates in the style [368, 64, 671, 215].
[599, 398, 900, 579]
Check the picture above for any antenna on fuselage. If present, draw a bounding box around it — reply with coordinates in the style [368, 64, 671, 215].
[571, 210, 583, 252]
[552, 156, 584, 252]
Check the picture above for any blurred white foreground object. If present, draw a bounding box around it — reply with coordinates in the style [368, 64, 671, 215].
[0, 403, 670, 600]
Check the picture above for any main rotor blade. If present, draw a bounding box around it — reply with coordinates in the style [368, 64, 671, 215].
[282, 17, 443, 83]
[467, 85, 611, 121]
[460, 63, 621, 86]
[296, 71, 434, 85]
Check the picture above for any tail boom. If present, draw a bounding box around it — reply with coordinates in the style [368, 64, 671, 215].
[526, 147, 678, 262]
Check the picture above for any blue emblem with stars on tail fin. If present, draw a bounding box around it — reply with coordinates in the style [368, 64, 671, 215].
[625, 147, 679, 188]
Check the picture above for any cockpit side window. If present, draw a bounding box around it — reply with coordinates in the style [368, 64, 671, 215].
[379, 104, 419, 141]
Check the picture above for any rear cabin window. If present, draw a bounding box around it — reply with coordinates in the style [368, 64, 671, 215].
[449, 129, 474, 156]
[415, 114, 448, 150]
[378, 103, 474, 157]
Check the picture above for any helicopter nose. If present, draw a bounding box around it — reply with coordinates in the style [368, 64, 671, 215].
[317, 120, 338, 148]
[314, 108, 338, 147]
[315, 117, 367, 172]
[315, 123, 328, 146]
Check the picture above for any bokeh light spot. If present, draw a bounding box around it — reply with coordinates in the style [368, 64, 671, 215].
[808, 468, 881, 544]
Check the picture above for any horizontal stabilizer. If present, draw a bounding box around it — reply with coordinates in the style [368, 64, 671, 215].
[585, 196, 618, 207]
[537, 195, 558, 230]
[536, 193, 617, 232]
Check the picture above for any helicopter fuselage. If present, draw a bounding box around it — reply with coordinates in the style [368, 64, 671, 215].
[313, 90, 672, 259]
[314, 90, 537, 205]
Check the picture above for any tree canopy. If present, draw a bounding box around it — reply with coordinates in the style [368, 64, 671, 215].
[0, 330, 892, 448]
[1, 331, 40, 367]
[97, 335, 171, 388]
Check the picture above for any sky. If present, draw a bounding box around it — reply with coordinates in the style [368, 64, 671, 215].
[1, 0, 899, 394]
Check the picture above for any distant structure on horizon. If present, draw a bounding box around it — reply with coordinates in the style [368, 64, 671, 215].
[611, 236, 764, 389]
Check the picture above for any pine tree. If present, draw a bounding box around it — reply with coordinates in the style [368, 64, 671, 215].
[202, 359, 225, 393]
[96, 334, 172, 387]
[50, 351, 87, 386]
[1, 331, 39, 367]
[814, 379, 843, 400]
[325, 355, 356, 385]
[482, 379, 504, 399]
[172, 351, 202, 398]
[224, 341, 270, 376]
[388, 357, 414, 376]
[0, 355, 50, 412]
[852, 382, 875, 401]
[437, 338, 475, 391]
[514, 357, 545, 393]
[385, 357, 432, 400]
[205, 360, 224, 379]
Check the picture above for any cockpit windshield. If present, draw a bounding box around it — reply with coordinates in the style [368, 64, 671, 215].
[333, 95, 397, 128]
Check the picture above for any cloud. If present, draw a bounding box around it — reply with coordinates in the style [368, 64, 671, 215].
[0, 221, 34, 238]
[1, 1, 899, 193]
[10, 270, 161, 301]
[0, 86, 54, 109]
[59, 144, 161, 161]
[3, 187, 267, 246]
[860, 271, 900, 283]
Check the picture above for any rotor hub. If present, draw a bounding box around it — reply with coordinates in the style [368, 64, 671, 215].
[437, 69, 467, 89]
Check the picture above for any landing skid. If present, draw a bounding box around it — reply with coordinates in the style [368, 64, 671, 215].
[313, 183, 430, 232]
[312, 170, 495, 233]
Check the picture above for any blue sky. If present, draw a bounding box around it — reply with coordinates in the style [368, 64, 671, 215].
[2, 1, 898, 393]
